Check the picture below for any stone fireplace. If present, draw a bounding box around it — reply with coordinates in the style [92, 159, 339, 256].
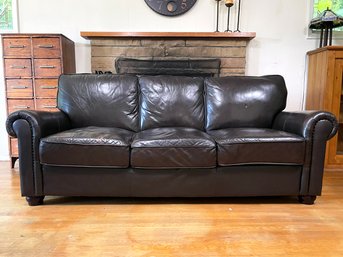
[81, 32, 256, 77]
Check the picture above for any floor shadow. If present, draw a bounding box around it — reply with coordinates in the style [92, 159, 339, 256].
[43, 195, 300, 206]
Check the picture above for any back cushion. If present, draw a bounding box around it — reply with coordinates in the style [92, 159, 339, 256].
[139, 76, 205, 130]
[58, 74, 139, 131]
[205, 75, 287, 130]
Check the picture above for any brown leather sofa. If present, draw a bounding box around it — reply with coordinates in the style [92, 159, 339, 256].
[6, 74, 338, 206]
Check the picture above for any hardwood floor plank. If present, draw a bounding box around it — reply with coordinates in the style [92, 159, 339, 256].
[0, 161, 343, 256]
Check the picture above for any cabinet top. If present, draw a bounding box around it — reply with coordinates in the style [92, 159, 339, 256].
[1, 33, 73, 42]
[307, 46, 343, 55]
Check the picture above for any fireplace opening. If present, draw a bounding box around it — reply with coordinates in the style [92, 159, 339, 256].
[115, 58, 221, 77]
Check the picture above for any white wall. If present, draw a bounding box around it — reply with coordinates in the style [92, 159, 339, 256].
[0, 0, 342, 160]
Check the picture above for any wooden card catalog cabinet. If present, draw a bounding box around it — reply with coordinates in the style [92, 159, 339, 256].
[2, 34, 75, 167]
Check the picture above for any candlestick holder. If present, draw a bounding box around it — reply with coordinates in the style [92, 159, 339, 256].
[235, 0, 242, 32]
[224, 0, 234, 32]
[214, 0, 222, 32]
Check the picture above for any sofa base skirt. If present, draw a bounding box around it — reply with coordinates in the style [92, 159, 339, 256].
[42, 165, 302, 197]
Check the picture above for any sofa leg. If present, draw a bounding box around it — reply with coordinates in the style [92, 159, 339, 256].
[26, 196, 45, 206]
[298, 195, 317, 205]
[11, 157, 18, 168]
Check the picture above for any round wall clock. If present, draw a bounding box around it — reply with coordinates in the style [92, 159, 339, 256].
[144, 0, 197, 17]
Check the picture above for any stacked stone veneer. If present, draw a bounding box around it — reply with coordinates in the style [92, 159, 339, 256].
[90, 38, 248, 76]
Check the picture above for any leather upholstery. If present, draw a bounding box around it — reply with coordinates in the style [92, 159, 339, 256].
[139, 76, 205, 130]
[273, 111, 338, 195]
[58, 74, 139, 131]
[6, 110, 71, 138]
[131, 127, 216, 168]
[4, 74, 338, 204]
[40, 126, 133, 168]
[272, 111, 338, 140]
[43, 165, 302, 197]
[205, 75, 287, 130]
[6, 110, 71, 196]
[208, 128, 305, 166]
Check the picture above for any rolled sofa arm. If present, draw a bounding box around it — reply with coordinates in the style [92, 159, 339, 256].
[6, 110, 71, 139]
[6, 110, 71, 197]
[272, 111, 338, 196]
[272, 111, 338, 140]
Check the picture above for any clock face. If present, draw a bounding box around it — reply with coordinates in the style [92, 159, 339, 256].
[144, 0, 197, 17]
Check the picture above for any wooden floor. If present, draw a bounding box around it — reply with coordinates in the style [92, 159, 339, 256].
[1, 162, 343, 257]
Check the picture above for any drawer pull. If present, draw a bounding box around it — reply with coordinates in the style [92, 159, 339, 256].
[42, 105, 56, 109]
[41, 86, 57, 89]
[38, 44, 54, 48]
[9, 45, 25, 48]
[14, 105, 30, 109]
[39, 65, 55, 69]
[12, 86, 28, 89]
[10, 65, 26, 69]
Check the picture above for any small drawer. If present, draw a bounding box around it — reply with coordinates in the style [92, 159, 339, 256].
[33, 37, 61, 58]
[34, 59, 61, 77]
[36, 98, 58, 112]
[3, 38, 31, 57]
[10, 138, 19, 156]
[7, 99, 35, 114]
[35, 79, 59, 98]
[6, 79, 33, 98]
[4, 59, 32, 77]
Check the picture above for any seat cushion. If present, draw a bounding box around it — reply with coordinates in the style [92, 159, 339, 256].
[207, 128, 305, 166]
[138, 76, 205, 130]
[131, 127, 216, 168]
[40, 126, 134, 168]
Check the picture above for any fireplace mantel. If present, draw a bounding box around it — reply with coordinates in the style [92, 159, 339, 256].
[81, 31, 256, 40]
[81, 31, 256, 76]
